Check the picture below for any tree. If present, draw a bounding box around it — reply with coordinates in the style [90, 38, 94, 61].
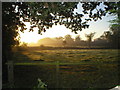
[75, 35, 81, 46]
[21, 42, 28, 47]
[64, 34, 74, 46]
[108, 2, 120, 48]
[100, 2, 120, 48]
[63, 40, 67, 47]
[93, 37, 108, 47]
[110, 24, 120, 48]
[55, 37, 64, 46]
[55, 37, 64, 40]
[2, 2, 119, 83]
[100, 26, 120, 48]
[2, 2, 118, 58]
[85, 32, 96, 48]
[102, 31, 112, 42]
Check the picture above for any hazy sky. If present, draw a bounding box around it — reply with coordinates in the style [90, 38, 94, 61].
[19, 2, 116, 45]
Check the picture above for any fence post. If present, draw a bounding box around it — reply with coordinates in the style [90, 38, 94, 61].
[7, 60, 14, 87]
[56, 61, 59, 88]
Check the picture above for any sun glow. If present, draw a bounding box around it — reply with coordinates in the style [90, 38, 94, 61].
[19, 29, 40, 43]
[18, 14, 112, 46]
[18, 22, 41, 43]
[18, 22, 84, 46]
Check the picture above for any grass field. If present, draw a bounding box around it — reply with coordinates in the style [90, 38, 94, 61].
[11, 48, 119, 89]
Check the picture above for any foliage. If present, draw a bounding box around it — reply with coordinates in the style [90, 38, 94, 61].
[85, 32, 96, 48]
[62, 40, 67, 47]
[75, 35, 81, 42]
[21, 42, 28, 47]
[85, 32, 96, 42]
[64, 34, 74, 45]
[33, 78, 47, 90]
[109, 2, 120, 48]
[100, 2, 120, 48]
[2, 2, 119, 83]
[101, 31, 112, 42]
[74, 35, 81, 46]
[2, 2, 118, 57]
[36, 34, 117, 48]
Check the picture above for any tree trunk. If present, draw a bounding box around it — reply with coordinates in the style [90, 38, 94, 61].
[88, 41, 91, 49]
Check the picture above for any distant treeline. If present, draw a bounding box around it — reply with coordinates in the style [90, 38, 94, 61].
[37, 33, 119, 49]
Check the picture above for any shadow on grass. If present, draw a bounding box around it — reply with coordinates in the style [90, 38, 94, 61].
[4, 51, 119, 89]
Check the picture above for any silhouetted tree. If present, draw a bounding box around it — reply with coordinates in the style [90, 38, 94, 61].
[93, 37, 108, 48]
[21, 42, 28, 47]
[55, 37, 64, 46]
[108, 2, 120, 48]
[102, 31, 112, 42]
[63, 40, 67, 47]
[2, 2, 119, 83]
[85, 32, 96, 48]
[55, 37, 64, 40]
[110, 25, 120, 48]
[64, 34, 74, 46]
[38, 37, 56, 46]
[75, 35, 81, 46]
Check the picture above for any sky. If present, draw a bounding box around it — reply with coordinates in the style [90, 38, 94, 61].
[18, 2, 116, 46]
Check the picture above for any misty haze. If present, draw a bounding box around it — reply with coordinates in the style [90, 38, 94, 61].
[2, 2, 120, 89]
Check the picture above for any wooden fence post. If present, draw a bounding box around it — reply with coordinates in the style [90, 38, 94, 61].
[7, 60, 14, 87]
[56, 61, 59, 88]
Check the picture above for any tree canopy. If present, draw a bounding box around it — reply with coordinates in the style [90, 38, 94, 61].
[2, 1, 119, 76]
[85, 32, 96, 48]
[3, 2, 119, 34]
[100, 2, 120, 48]
[2, 2, 120, 63]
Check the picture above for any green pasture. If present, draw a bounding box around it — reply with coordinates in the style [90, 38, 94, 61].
[10, 49, 119, 89]
[13, 49, 119, 63]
